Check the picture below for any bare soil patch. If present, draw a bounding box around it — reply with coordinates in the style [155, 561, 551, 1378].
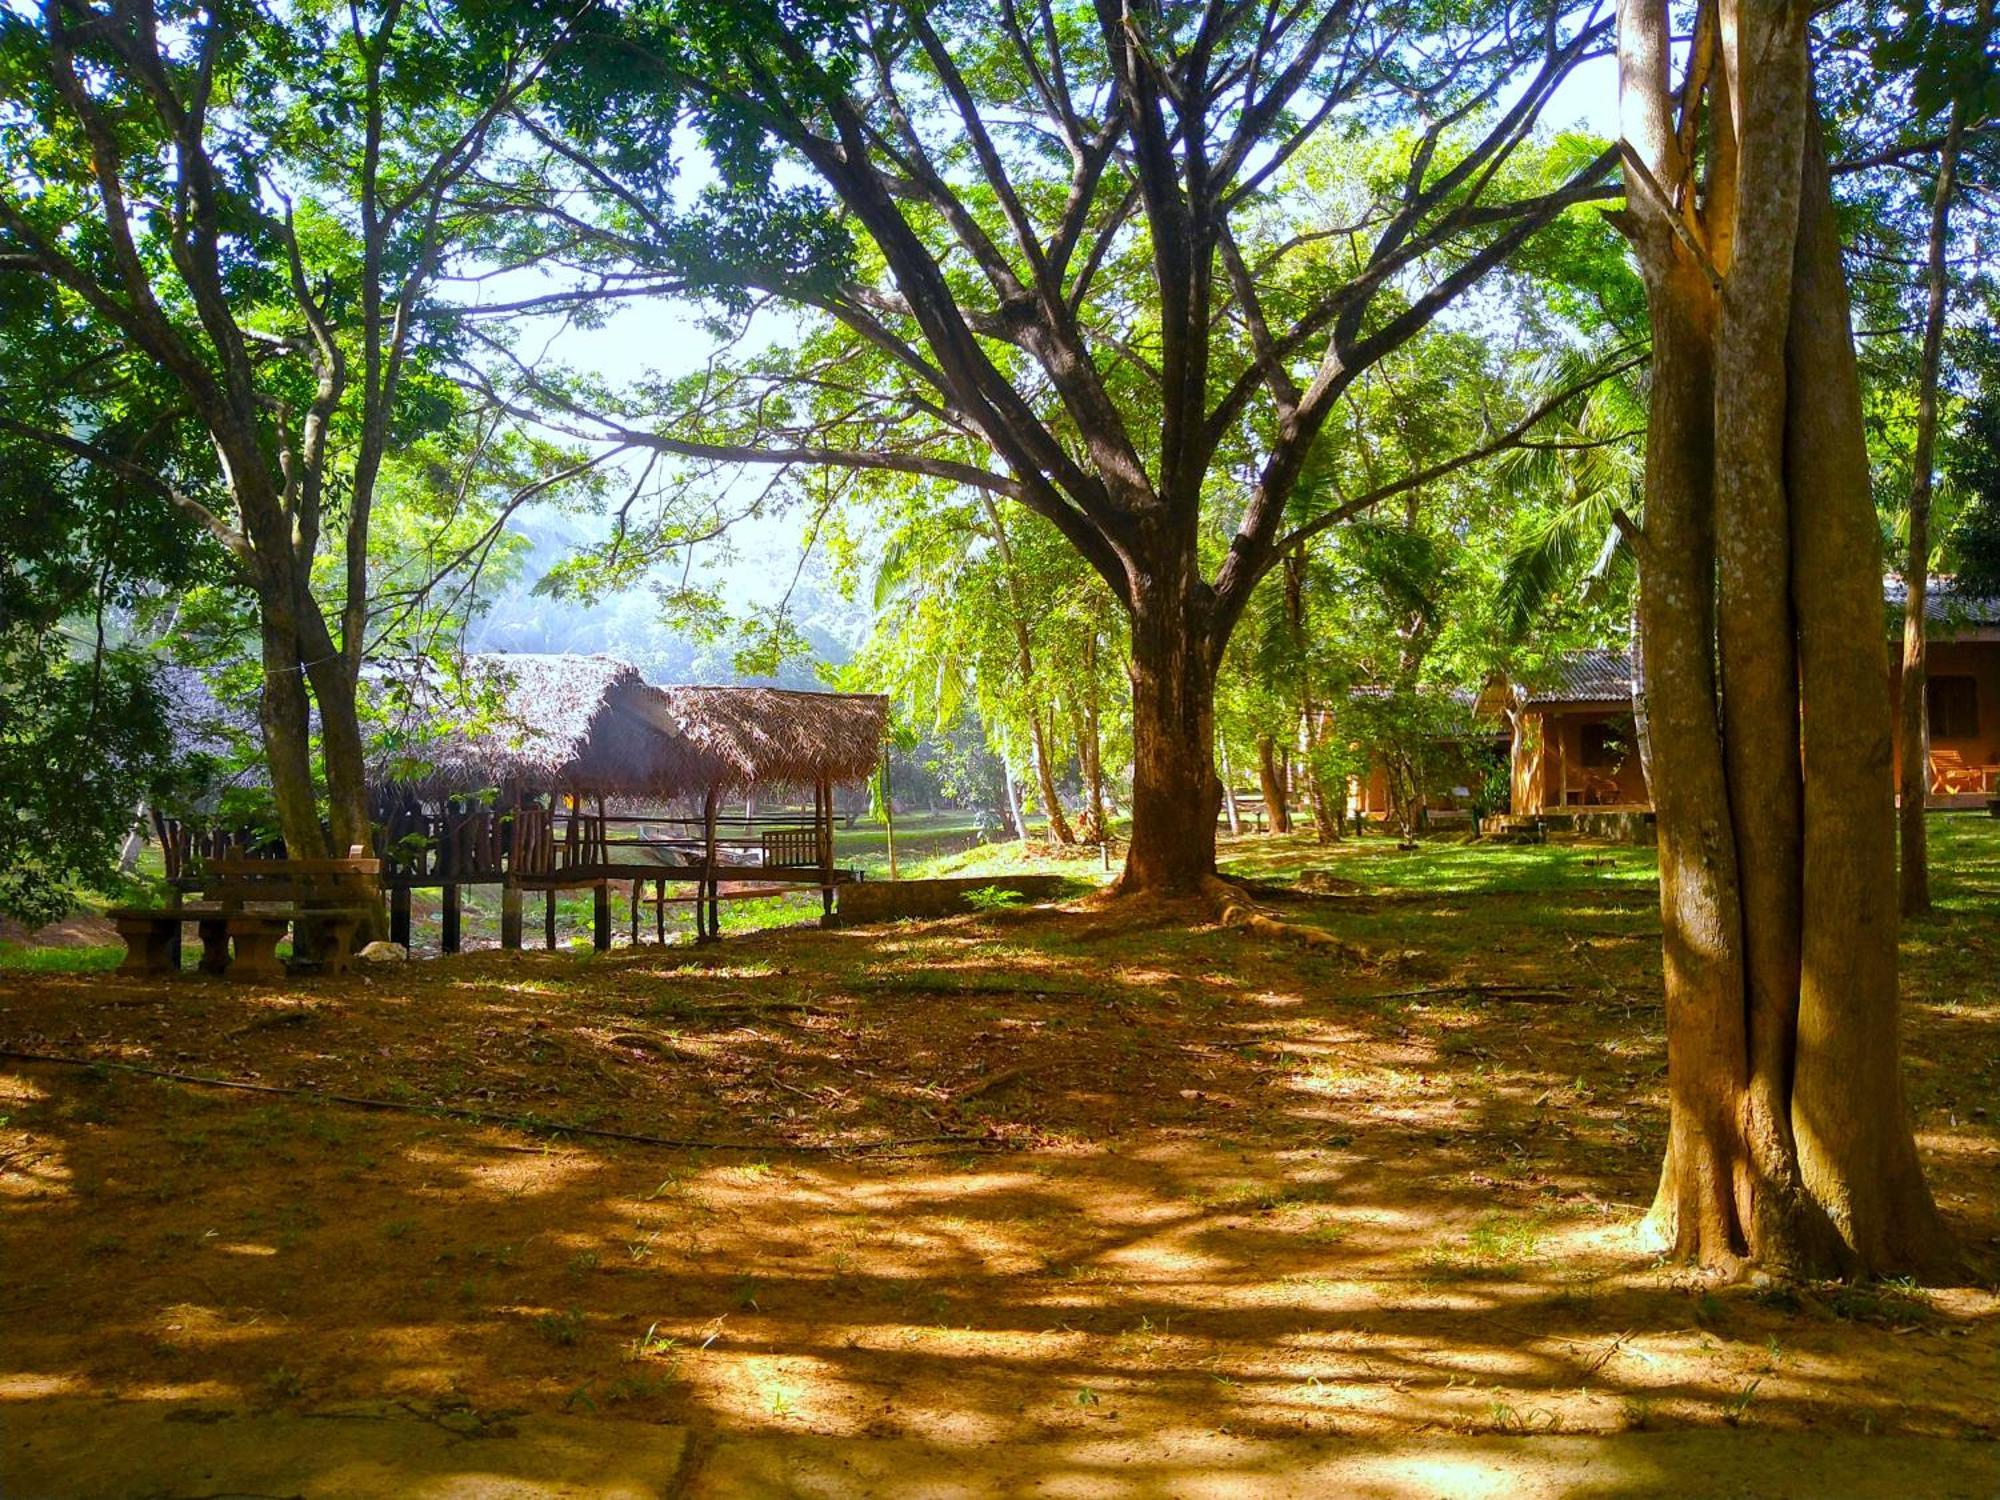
[2, 832, 1994, 1449]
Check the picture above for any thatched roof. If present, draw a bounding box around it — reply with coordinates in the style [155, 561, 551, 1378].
[374, 655, 887, 802]
[152, 653, 888, 812]
[656, 685, 890, 793]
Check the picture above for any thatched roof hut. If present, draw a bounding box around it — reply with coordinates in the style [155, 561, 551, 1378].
[375, 655, 888, 804]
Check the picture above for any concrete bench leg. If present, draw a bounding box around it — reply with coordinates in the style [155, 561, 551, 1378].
[197, 919, 231, 976]
[226, 919, 288, 981]
[321, 918, 362, 975]
[114, 920, 176, 976]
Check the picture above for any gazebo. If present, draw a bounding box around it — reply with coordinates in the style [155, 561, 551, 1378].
[368, 654, 891, 949]
[154, 654, 890, 951]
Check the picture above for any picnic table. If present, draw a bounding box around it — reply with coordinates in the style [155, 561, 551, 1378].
[110, 849, 379, 980]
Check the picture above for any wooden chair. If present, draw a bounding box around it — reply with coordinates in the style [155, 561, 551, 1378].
[1929, 748, 1998, 796]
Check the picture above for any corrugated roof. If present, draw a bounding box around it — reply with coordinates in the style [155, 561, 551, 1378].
[1884, 576, 2000, 626]
[1524, 647, 1634, 705]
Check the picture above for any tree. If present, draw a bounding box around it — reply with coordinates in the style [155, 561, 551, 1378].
[1853, 0, 1995, 915]
[0, 359, 219, 921]
[844, 478, 1109, 841]
[1947, 332, 2000, 595]
[1615, 0, 1951, 1275]
[0, 0, 578, 912]
[519, 0, 1628, 891]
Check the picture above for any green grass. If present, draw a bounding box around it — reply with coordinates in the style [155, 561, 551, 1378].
[0, 943, 125, 974]
[1219, 830, 1659, 898]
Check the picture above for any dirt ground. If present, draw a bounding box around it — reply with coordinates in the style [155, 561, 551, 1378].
[2, 828, 1996, 1457]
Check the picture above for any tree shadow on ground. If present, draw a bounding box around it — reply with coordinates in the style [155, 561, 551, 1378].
[1, 829, 1995, 1476]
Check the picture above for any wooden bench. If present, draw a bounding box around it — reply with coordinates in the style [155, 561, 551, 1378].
[111, 850, 379, 980]
[760, 827, 819, 868]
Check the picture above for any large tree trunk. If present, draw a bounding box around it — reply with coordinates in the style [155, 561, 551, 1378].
[257, 603, 329, 862]
[1895, 104, 1964, 918]
[303, 649, 388, 942]
[1708, 11, 1820, 1268]
[1784, 125, 1952, 1276]
[1119, 586, 1220, 893]
[1619, 0, 1953, 1278]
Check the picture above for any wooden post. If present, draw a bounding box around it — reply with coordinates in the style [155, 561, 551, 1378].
[631, 877, 642, 946]
[882, 753, 897, 880]
[501, 881, 523, 951]
[655, 878, 666, 944]
[545, 888, 557, 950]
[390, 884, 411, 950]
[593, 881, 611, 951]
[817, 778, 835, 925]
[702, 783, 720, 941]
[441, 884, 461, 953]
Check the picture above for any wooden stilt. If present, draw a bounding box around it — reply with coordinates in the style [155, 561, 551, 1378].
[655, 879, 665, 944]
[817, 778, 835, 925]
[593, 881, 611, 951]
[701, 783, 721, 942]
[545, 888, 557, 950]
[631, 877, 642, 946]
[501, 881, 523, 951]
[882, 753, 897, 880]
[442, 884, 461, 953]
[390, 883, 411, 950]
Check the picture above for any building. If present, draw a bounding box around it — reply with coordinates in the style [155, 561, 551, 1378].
[1888, 581, 2000, 807]
[1506, 648, 1649, 816]
[1506, 581, 2000, 818]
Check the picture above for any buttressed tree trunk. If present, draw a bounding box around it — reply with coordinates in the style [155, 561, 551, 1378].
[1617, 0, 1953, 1278]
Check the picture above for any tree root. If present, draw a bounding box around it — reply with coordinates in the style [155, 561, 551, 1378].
[1200, 876, 1374, 963]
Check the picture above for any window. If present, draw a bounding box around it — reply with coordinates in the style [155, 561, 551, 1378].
[1927, 676, 1980, 742]
[1579, 720, 1629, 769]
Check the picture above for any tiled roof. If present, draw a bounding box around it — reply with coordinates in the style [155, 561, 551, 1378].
[1524, 648, 1634, 705]
[1884, 576, 2000, 626]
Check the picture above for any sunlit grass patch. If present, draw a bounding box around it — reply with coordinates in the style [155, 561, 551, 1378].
[1414, 1210, 1554, 1284]
[0, 943, 124, 973]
